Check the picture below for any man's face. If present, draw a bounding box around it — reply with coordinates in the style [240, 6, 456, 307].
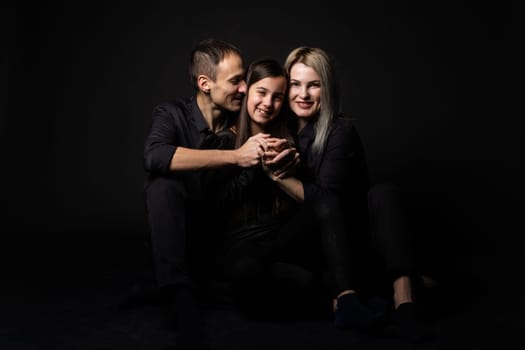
[209, 53, 246, 112]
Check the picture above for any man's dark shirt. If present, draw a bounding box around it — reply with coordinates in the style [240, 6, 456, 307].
[143, 96, 236, 198]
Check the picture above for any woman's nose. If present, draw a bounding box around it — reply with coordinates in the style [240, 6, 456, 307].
[299, 86, 309, 99]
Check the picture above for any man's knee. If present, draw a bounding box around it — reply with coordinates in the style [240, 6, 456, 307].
[144, 176, 191, 239]
[145, 176, 188, 200]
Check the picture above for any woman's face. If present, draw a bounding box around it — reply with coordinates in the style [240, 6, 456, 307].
[247, 76, 287, 131]
[288, 62, 321, 120]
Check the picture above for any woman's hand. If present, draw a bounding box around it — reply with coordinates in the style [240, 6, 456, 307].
[262, 138, 300, 179]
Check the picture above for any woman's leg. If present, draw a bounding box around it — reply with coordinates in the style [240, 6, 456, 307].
[368, 183, 433, 342]
[368, 183, 416, 306]
[309, 195, 387, 330]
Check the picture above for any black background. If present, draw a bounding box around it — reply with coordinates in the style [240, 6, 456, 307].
[6, 1, 517, 271]
[3, 2, 519, 349]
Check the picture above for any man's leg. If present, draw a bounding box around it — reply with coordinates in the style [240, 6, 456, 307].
[145, 176, 208, 349]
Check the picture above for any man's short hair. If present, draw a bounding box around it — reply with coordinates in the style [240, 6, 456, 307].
[189, 38, 243, 90]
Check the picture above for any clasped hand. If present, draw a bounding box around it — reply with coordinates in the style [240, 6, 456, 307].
[262, 137, 300, 179]
[236, 133, 300, 178]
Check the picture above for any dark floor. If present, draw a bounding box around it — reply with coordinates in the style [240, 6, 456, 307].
[1, 232, 522, 350]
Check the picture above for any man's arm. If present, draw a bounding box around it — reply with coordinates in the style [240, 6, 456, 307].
[169, 133, 270, 171]
[143, 102, 270, 173]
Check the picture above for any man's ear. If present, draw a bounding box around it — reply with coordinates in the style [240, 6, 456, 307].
[197, 75, 211, 94]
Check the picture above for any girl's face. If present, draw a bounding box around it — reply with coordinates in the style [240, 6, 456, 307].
[288, 62, 321, 120]
[247, 76, 287, 132]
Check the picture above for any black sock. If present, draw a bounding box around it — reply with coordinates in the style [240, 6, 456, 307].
[334, 293, 385, 331]
[392, 302, 430, 343]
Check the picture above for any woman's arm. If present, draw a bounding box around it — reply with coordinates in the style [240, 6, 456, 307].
[272, 176, 305, 203]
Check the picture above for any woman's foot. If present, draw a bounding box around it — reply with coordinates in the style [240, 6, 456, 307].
[391, 302, 432, 343]
[334, 293, 386, 331]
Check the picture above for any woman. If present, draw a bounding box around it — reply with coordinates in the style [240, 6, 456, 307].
[269, 46, 430, 341]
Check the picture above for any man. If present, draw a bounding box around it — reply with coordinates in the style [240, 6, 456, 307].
[142, 38, 277, 349]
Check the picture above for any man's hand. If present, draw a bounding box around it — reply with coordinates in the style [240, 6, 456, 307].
[234, 133, 270, 167]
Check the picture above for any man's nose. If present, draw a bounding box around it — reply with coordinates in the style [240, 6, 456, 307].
[238, 80, 247, 94]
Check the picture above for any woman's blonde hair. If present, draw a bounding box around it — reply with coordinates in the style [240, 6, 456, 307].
[284, 47, 340, 155]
